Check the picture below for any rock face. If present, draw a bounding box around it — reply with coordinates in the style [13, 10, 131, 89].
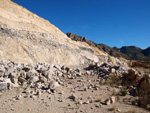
[66, 33, 88, 42]
[0, 0, 110, 66]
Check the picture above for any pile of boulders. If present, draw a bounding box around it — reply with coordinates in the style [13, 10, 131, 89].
[0, 60, 82, 97]
[85, 62, 128, 85]
[85, 62, 150, 110]
[86, 62, 128, 77]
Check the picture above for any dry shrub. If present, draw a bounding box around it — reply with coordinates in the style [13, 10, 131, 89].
[105, 74, 121, 87]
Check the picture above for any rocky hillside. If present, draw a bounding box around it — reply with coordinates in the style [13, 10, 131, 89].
[142, 47, 150, 57]
[66, 32, 150, 61]
[0, 0, 123, 66]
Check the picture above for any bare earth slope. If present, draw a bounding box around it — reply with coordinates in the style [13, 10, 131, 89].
[0, 0, 113, 66]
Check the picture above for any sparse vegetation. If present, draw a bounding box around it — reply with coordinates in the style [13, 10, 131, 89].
[105, 74, 121, 87]
[120, 88, 128, 96]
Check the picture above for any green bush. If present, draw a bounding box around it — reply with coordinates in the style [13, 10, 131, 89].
[121, 88, 127, 96]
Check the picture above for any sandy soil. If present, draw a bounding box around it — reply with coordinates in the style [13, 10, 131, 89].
[0, 70, 149, 113]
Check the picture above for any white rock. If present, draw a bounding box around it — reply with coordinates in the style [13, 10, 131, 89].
[78, 100, 83, 105]
[110, 96, 115, 104]
[83, 101, 90, 104]
[111, 68, 116, 73]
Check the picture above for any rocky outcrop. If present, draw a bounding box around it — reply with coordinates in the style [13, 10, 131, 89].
[0, 23, 101, 66]
[66, 33, 88, 42]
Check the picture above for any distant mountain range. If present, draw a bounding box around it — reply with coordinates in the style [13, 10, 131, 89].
[66, 33, 150, 61]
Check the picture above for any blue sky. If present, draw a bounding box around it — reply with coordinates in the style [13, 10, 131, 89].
[13, 0, 150, 49]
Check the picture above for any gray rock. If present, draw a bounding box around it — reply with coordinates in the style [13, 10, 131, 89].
[30, 76, 39, 83]
[0, 82, 7, 91]
[47, 70, 54, 79]
[26, 72, 34, 80]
